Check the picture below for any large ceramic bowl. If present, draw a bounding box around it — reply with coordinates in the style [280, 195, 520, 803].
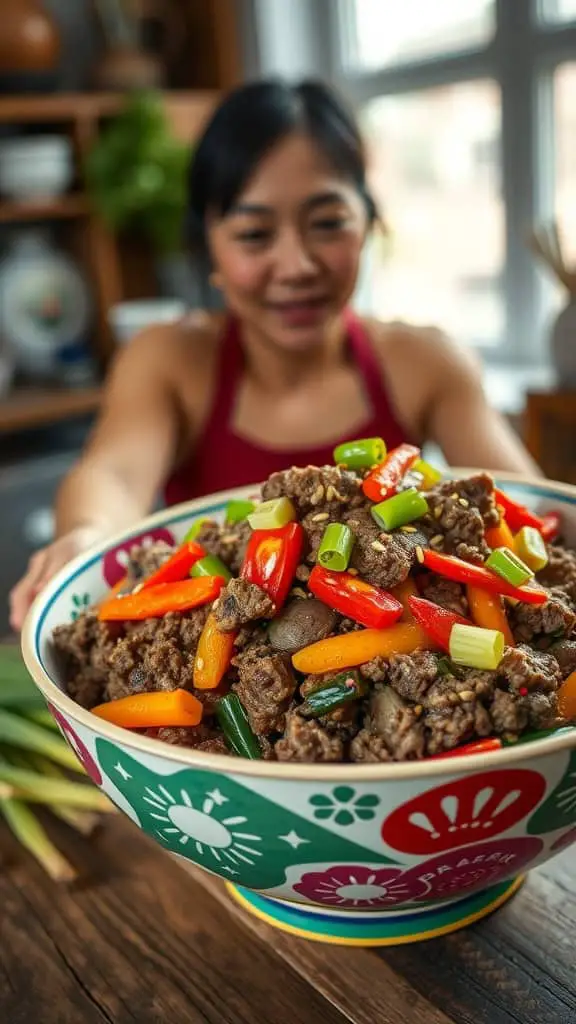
[21, 475, 576, 946]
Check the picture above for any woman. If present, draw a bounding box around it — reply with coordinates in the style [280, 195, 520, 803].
[10, 78, 539, 630]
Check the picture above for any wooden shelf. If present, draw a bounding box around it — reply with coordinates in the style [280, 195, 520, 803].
[0, 195, 89, 224]
[0, 385, 102, 434]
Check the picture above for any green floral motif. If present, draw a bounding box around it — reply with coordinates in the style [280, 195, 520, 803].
[70, 593, 91, 621]
[309, 786, 380, 826]
[96, 739, 396, 890]
[527, 750, 576, 835]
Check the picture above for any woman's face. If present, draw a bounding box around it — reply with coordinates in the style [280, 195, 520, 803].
[207, 132, 369, 352]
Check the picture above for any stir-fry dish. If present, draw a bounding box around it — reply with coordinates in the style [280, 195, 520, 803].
[53, 440, 576, 762]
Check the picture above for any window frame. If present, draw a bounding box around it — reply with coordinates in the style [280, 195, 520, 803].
[323, 0, 576, 365]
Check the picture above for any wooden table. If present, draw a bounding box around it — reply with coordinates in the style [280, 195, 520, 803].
[0, 812, 574, 1024]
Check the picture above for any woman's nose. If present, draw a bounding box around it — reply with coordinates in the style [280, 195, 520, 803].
[274, 230, 317, 280]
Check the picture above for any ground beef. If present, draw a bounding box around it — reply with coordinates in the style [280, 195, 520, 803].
[342, 506, 412, 588]
[525, 691, 559, 731]
[350, 729, 393, 762]
[233, 645, 297, 737]
[194, 519, 251, 573]
[126, 541, 174, 582]
[489, 688, 529, 736]
[510, 590, 576, 643]
[423, 673, 493, 754]
[156, 725, 229, 755]
[261, 465, 361, 513]
[212, 578, 275, 632]
[498, 645, 561, 694]
[549, 639, 576, 678]
[275, 710, 344, 762]
[423, 491, 488, 563]
[53, 611, 119, 708]
[359, 656, 389, 683]
[419, 574, 468, 616]
[387, 651, 439, 702]
[538, 545, 576, 603]
[336, 617, 364, 634]
[366, 685, 426, 760]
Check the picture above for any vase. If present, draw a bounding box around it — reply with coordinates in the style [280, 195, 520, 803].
[0, 0, 61, 93]
[550, 297, 576, 388]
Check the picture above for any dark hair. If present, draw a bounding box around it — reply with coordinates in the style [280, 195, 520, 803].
[187, 78, 377, 252]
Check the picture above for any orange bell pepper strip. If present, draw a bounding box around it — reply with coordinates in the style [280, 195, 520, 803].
[558, 671, 576, 721]
[194, 612, 236, 690]
[485, 515, 515, 551]
[91, 689, 203, 729]
[391, 577, 419, 621]
[141, 541, 205, 589]
[98, 576, 225, 621]
[467, 585, 515, 647]
[101, 575, 129, 604]
[292, 622, 433, 675]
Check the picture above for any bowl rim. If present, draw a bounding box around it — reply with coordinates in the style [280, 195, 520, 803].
[21, 472, 576, 782]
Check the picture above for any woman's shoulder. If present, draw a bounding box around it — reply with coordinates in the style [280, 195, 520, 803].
[362, 316, 481, 381]
[120, 310, 225, 377]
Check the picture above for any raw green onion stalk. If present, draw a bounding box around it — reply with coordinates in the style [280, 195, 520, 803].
[0, 645, 116, 883]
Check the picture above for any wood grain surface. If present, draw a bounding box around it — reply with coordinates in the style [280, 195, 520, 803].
[0, 813, 574, 1024]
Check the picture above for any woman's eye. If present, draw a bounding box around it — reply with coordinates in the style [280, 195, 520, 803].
[311, 217, 348, 232]
[234, 229, 271, 243]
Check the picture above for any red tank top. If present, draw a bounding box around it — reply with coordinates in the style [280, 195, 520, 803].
[164, 310, 411, 504]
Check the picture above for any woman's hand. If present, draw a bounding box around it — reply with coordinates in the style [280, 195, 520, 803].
[9, 526, 104, 632]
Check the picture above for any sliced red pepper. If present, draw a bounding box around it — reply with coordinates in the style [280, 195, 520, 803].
[308, 566, 403, 630]
[362, 444, 421, 502]
[98, 576, 225, 621]
[421, 548, 548, 605]
[408, 595, 470, 650]
[141, 540, 205, 590]
[430, 738, 502, 759]
[494, 488, 546, 534]
[540, 511, 561, 543]
[241, 522, 304, 609]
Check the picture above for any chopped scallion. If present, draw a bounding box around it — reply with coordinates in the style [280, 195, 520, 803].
[486, 547, 533, 587]
[317, 523, 354, 572]
[371, 488, 429, 531]
[247, 497, 296, 530]
[183, 519, 207, 542]
[226, 499, 255, 524]
[412, 458, 442, 488]
[300, 670, 368, 718]
[333, 437, 386, 470]
[216, 694, 261, 759]
[449, 623, 505, 671]
[190, 554, 232, 581]
[514, 526, 548, 572]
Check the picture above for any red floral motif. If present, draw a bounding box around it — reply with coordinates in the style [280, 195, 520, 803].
[102, 528, 175, 587]
[400, 837, 544, 902]
[551, 826, 576, 853]
[382, 769, 546, 855]
[293, 864, 429, 908]
[47, 703, 102, 785]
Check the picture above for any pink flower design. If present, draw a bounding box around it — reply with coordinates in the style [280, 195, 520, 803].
[400, 836, 544, 902]
[293, 864, 429, 908]
[382, 769, 546, 855]
[102, 528, 175, 587]
[551, 826, 576, 853]
[47, 704, 102, 785]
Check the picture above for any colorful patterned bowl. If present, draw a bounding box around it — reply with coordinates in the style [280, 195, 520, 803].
[21, 475, 576, 946]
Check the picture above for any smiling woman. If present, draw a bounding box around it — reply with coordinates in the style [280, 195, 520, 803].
[10, 78, 540, 632]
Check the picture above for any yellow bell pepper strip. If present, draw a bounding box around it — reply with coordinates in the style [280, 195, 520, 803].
[494, 488, 547, 533]
[419, 549, 548, 605]
[91, 689, 203, 729]
[193, 612, 236, 690]
[412, 457, 442, 488]
[391, 577, 419, 621]
[333, 437, 386, 470]
[362, 444, 421, 502]
[241, 522, 304, 609]
[540, 512, 561, 542]
[292, 622, 433, 675]
[141, 540, 205, 590]
[407, 595, 470, 651]
[309, 566, 403, 630]
[558, 670, 576, 721]
[467, 584, 515, 647]
[514, 526, 548, 572]
[98, 576, 225, 621]
[485, 516, 515, 551]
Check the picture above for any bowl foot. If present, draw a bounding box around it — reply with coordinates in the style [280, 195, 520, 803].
[226, 876, 525, 946]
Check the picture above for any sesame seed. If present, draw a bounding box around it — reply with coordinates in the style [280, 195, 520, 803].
[415, 545, 425, 563]
[222, 534, 239, 544]
[371, 540, 386, 552]
[430, 534, 444, 548]
[311, 512, 330, 522]
[458, 498, 469, 507]
[458, 690, 476, 702]
[290, 587, 309, 599]
[434, 506, 443, 519]
[310, 484, 325, 505]
[325, 485, 336, 502]
[450, 492, 459, 500]
[347, 567, 359, 575]
[414, 704, 423, 716]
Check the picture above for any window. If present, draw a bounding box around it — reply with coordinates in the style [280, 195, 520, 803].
[325, 0, 576, 363]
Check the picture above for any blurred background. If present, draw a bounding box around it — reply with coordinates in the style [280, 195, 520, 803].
[0, 0, 575, 631]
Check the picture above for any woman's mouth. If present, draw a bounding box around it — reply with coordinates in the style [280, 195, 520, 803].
[268, 297, 329, 327]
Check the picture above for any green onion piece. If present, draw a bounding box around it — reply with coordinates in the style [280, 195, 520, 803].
[412, 458, 442, 489]
[21, 708, 60, 732]
[190, 554, 232, 581]
[317, 523, 354, 572]
[0, 795, 77, 882]
[514, 526, 548, 572]
[0, 763, 113, 810]
[247, 496, 296, 530]
[0, 708, 85, 773]
[24, 752, 104, 836]
[300, 670, 368, 718]
[333, 437, 386, 470]
[183, 519, 207, 542]
[216, 694, 261, 759]
[226, 499, 255, 524]
[437, 656, 464, 678]
[503, 725, 574, 746]
[0, 646, 46, 707]
[371, 487, 429, 531]
[486, 547, 533, 587]
[449, 623, 505, 671]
